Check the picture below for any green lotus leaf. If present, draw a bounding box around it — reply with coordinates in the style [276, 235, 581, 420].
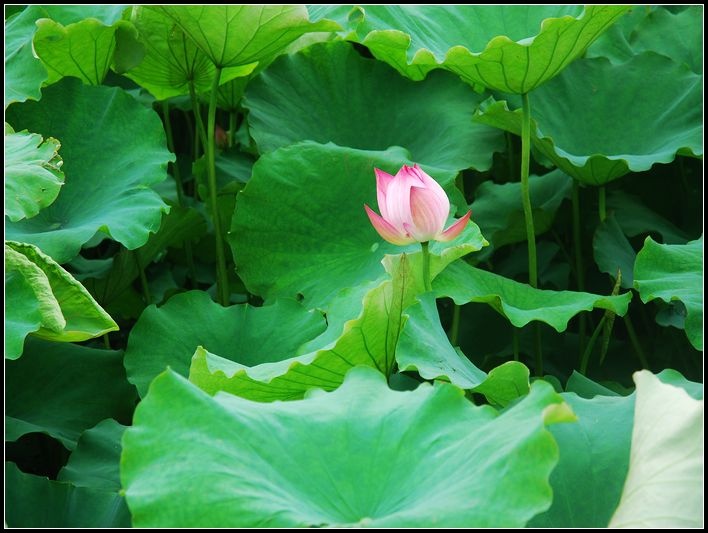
[4, 126, 64, 222]
[344, 5, 628, 93]
[656, 368, 703, 400]
[122, 367, 571, 527]
[124, 290, 326, 397]
[33, 17, 139, 85]
[593, 215, 636, 289]
[190, 247, 481, 402]
[5, 338, 136, 449]
[58, 419, 126, 491]
[153, 5, 339, 68]
[230, 142, 485, 310]
[5, 78, 173, 263]
[530, 391, 635, 527]
[396, 292, 530, 406]
[123, 7, 257, 101]
[244, 41, 503, 172]
[566, 370, 622, 398]
[4, 260, 45, 359]
[472, 169, 571, 253]
[609, 371, 703, 527]
[5, 6, 49, 108]
[474, 53, 702, 185]
[5, 462, 130, 528]
[633, 237, 702, 350]
[435, 260, 632, 332]
[5, 241, 118, 358]
[4, 5, 129, 108]
[588, 6, 702, 74]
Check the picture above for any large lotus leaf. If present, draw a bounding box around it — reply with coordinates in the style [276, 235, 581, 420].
[188, 253, 409, 400]
[609, 371, 703, 528]
[5, 6, 49, 108]
[230, 142, 485, 310]
[6, 241, 118, 349]
[244, 41, 503, 172]
[4, 126, 64, 222]
[588, 6, 702, 74]
[5, 463, 131, 528]
[5, 338, 136, 450]
[530, 391, 635, 527]
[475, 53, 702, 185]
[5, 78, 173, 263]
[396, 292, 530, 406]
[124, 7, 257, 101]
[33, 17, 138, 85]
[656, 368, 703, 401]
[189, 248, 481, 402]
[153, 6, 339, 69]
[124, 290, 326, 397]
[343, 5, 628, 93]
[633, 237, 703, 350]
[625, 6, 702, 73]
[472, 169, 571, 252]
[122, 367, 572, 527]
[593, 215, 636, 289]
[5, 261, 45, 359]
[4, 5, 128, 108]
[58, 419, 126, 491]
[435, 260, 631, 331]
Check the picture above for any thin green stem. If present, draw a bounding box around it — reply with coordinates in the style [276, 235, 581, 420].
[207, 66, 230, 306]
[512, 327, 519, 362]
[623, 313, 649, 369]
[520, 92, 537, 288]
[188, 81, 208, 151]
[103, 333, 111, 350]
[572, 180, 587, 357]
[598, 185, 607, 222]
[421, 241, 432, 292]
[450, 302, 460, 345]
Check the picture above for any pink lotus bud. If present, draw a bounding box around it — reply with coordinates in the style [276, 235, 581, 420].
[364, 164, 471, 245]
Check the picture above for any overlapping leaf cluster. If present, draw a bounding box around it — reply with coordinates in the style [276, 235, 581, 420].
[4, 5, 703, 528]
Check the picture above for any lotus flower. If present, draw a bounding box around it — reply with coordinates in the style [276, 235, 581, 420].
[364, 164, 471, 245]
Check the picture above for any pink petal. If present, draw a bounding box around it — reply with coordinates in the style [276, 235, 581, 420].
[365, 204, 415, 246]
[408, 186, 449, 241]
[438, 210, 472, 242]
[383, 170, 415, 232]
[411, 164, 450, 209]
[374, 168, 394, 219]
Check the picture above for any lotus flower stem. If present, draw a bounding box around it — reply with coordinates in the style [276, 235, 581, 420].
[598, 185, 607, 222]
[520, 92, 538, 289]
[207, 66, 230, 306]
[421, 241, 432, 292]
